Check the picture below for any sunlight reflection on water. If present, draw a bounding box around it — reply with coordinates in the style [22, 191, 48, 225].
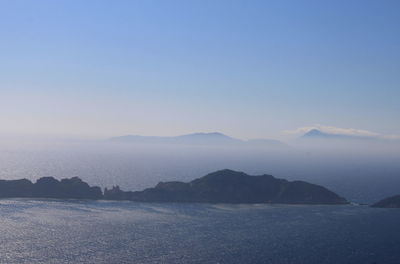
[0, 200, 399, 264]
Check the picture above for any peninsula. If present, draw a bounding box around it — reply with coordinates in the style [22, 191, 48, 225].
[0, 169, 348, 204]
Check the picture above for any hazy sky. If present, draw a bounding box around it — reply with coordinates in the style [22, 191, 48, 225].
[1, 0, 399, 140]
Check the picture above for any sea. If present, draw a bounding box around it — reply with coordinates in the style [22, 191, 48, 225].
[0, 200, 399, 264]
[0, 141, 400, 263]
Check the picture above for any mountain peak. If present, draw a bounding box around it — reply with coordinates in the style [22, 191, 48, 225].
[302, 129, 328, 138]
[301, 129, 377, 141]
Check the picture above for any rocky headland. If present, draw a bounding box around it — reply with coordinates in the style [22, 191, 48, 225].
[371, 195, 400, 208]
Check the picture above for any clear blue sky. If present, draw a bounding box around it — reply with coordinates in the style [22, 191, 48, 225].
[1, 0, 399, 139]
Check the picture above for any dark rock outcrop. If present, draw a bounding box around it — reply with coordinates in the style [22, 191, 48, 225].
[0, 177, 102, 199]
[371, 195, 400, 208]
[104, 169, 348, 204]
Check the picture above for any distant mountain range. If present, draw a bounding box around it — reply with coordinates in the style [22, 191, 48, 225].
[109, 132, 287, 147]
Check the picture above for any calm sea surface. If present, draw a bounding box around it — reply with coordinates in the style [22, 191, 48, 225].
[0, 200, 399, 264]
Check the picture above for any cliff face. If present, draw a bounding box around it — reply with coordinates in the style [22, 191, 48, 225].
[105, 169, 348, 204]
[0, 177, 102, 199]
[371, 195, 400, 208]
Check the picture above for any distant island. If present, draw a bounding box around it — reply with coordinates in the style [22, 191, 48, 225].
[0, 169, 348, 204]
[109, 132, 287, 148]
[371, 195, 400, 208]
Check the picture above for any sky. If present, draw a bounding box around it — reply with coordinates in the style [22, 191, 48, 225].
[1, 0, 400, 140]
